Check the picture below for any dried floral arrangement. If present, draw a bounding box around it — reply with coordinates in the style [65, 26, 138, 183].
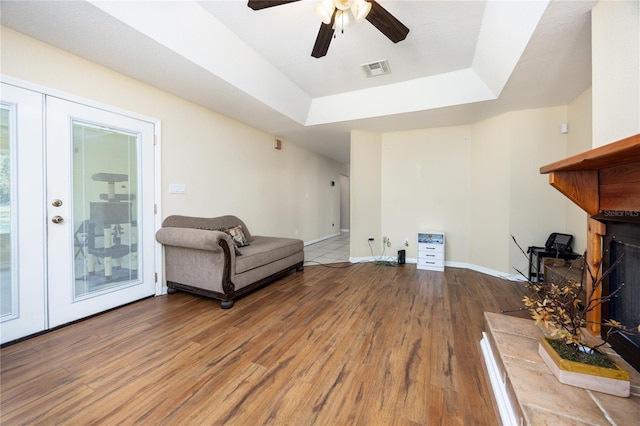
[510, 237, 640, 367]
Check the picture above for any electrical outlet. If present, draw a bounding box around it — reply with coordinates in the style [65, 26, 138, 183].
[403, 237, 409, 247]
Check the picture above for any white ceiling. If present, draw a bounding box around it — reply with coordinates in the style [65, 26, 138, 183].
[0, 0, 596, 165]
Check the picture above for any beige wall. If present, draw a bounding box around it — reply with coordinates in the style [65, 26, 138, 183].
[506, 107, 569, 275]
[1, 27, 347, 242]
[469, 113, 511, 272]
[565, 88, 593, 254]
[339, 174, 350, 231]
[380, 126, 471, 263]
[350, 131, 382, 257]
[592, 0, 640, 147]
[351, 106, 576, 275]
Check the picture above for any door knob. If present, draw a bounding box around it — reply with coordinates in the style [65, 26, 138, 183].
[51, 215, 64, 224]
[52, 199, 63, 207]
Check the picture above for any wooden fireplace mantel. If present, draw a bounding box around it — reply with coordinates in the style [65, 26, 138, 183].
[540, 133, 640, 335]
[540, 133, 640, 216]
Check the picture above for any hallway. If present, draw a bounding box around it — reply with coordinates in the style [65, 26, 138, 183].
[303, 232, 349, 265]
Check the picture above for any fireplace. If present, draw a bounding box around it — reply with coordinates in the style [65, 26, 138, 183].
[602, 220, 640, 371]
[540, 133, 640, 372]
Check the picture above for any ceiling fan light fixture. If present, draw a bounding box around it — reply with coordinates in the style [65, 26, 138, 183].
[315, 0, 370, 27]
[315, 0, 336, 25]
[334, 0, 352, 11]
[351, 0, 371, 22]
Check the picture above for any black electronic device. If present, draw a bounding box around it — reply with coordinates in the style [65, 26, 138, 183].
[544, 232, 573, 253]
[527, 232, 578, 282]
[397, 249, 406, 265]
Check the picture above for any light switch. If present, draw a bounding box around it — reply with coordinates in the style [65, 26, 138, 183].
[169, 184, 186, 194]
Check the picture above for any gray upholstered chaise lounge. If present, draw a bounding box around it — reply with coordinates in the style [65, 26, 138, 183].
[156, 215, 304, 308]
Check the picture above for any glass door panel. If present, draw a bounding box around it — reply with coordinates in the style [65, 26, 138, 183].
[0, 83, 47, 344]
[72, 123, 139, 299]
[0, 106, 15, 318]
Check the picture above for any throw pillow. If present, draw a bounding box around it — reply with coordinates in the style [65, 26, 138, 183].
[224, 225, 250, 247]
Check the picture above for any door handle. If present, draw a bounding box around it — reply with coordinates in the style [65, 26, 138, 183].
[51, 215, 64, 224]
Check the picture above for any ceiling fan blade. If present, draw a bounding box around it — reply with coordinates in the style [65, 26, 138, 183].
[366, 0, 410, 43]
[247, 0, 300, 11]
[311, 22, 334, 58]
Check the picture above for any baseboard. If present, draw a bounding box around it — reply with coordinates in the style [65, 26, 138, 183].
[348, 254, 409, 264]
[348, 258, 517, 280]
[340, 228, 350, 233]
[445, 261, 512, 280]
[500, 273, 529, 282]
[349, 256, 379, 263]
[304, 233, 341, 246]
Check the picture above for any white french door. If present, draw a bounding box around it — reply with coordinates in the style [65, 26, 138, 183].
[1, 83, 158, 343]
[46, 96, 157, 328]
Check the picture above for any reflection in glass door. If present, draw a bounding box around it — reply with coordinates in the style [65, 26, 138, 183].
[72, 123, 139, 299]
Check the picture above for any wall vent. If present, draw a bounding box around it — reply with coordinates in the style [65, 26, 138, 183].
[361, 60, 391, 78]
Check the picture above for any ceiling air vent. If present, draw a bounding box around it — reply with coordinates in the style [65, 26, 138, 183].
[361, 60, 391, 78]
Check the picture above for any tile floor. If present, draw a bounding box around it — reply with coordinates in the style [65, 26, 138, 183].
[304, 232, 350, 265]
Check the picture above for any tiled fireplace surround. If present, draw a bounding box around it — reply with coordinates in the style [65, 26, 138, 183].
[481, 313, 639, 425]
[482, 134, 640, 424]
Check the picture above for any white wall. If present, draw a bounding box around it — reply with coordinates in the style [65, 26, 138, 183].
[1, 27, 346, 243]
[592, 0, 640, 147]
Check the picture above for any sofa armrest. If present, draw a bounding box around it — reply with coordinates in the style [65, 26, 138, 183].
[156, 227, 229, 252]
[156, 227, 237, 296]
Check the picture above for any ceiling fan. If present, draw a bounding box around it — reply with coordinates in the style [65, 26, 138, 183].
[247, 0, 410, 58]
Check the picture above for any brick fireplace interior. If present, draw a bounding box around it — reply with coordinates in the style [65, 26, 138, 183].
[541, 133, 640, 371]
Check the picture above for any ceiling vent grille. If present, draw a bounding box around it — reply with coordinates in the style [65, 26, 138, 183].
[361, 60, 391, 78]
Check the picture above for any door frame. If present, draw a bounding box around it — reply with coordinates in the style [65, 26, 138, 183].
[1, 74, 164, 297]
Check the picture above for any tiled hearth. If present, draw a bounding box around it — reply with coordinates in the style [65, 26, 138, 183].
[481, 312, 640, 425]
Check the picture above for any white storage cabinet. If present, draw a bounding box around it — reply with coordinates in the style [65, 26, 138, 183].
[417, 232, 445, 271]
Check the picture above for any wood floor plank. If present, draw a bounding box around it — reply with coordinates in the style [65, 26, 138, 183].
[1, 263, 529, 425]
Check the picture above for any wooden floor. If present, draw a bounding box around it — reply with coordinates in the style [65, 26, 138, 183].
[1, 263, 529, 425]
